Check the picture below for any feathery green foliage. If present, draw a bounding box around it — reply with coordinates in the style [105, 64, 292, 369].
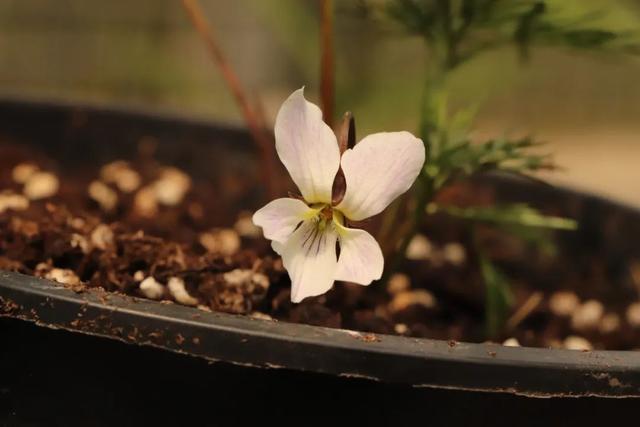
[377, 0, 636, 336]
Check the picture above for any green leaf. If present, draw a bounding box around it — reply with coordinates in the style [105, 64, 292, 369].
[428, 136, 554, 191]
[430, 203, 577, 256]
[433, 203, 577, 230]
[479, 251, 513, 338]
[382, 0, 640, 68]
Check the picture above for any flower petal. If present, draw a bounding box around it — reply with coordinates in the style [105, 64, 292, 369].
[336, 131, 425, 221]
[253, 198, 317, 243]
[275, 88, 341, 204]
[281, 220, 338, 303]
[334, 221, 384, 285]
[271, 241, 284, 255]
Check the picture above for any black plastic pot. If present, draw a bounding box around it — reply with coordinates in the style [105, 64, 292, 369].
[1, 98, 639, 426]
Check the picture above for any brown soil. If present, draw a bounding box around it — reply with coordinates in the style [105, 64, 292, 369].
[1, 141, 640, 351]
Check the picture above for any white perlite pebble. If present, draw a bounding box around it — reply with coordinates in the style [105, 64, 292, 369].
[443, 243, 466, 266]
[100, 161, 141, 193]
[571, 299, 604, 331]
[153, 167, 191, 206]
[0, 192, 29, 213]
[12, 163, 39, 184]
[200, 229, 241, 256]
[139, 277, 165, 300]
[599, 313, 621, 334]
[502, 338, 521, 347]
[46, 268, 81, 286]
[405, 234, 432, 260]
[223, 269, 270, 292]
[115, 168, 141, 193]
[563, 336, 593, 351]
[234, 212, 262, 238]
[388, 289, 436, 313]
[548, 291, 580, 317]
[70, 233, 90, 254]
[88, 181, 118, 212]
[90, 224, 114, 251]
[626, 302, 640, 327]
[387, 273, 410, 295]
[168, 277, 198, 306]
[23, 171, 59, 200]
[250, 312, 274, 321]
[394, 323, 409, 334]
[133, 270, 145, 282]
[133, 186, 158, 218]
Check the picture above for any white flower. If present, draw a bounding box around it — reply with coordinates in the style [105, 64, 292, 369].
[253, 88, 425, 303]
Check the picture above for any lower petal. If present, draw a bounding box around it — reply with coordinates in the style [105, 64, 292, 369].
[271, 241, 284, 255]
[281, 220, 338, 303]
[334, 222, 384, 286]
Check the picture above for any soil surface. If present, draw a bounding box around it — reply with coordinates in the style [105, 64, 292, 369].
[1, 140, 640, 351]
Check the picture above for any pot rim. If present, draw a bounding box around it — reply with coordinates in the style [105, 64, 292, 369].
[2, 271, 640, 398]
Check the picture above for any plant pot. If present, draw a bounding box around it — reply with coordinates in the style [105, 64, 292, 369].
[1, 98, 639, 425]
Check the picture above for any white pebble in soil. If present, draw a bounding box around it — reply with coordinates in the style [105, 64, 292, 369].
[199, 229, 241, 257]
[23, 172, 59, 200]
[88, 181, 118, 212]
[168, 277, 199, 306]
[133, 186, 159, 218]
[223, 269, 270, 294]
[133, 270, 145, 282]
[46, 268, 81, 287]
[388, 289, 436, 313]
[12, 163, 39, 184]
[443, 242, 466, 266]
[386, 273, 410, 295]
[563, 336, 593, 351]
[100, 161, 141, 193]
[70, 233, 90, 254]
[571, 299, 604, 331]
[502, 338, 521, 347]
[250, 312, 274, 321]
[405, 234, 433, 261]
[90, 224, 114, 251]
[394, 323, 409, 334]
[153, 167, 191, 206]
[139, 277, 165, 300]
[0, 192, 29, 214]
[548, 291, 580, 317]
[234, 211, 262, 238]
[626, 302, 640, 327]
[599, 313, 621, 334]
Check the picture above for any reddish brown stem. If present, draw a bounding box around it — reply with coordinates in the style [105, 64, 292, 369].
[181, 0, 277, 199]
[319, 0, 335, 127]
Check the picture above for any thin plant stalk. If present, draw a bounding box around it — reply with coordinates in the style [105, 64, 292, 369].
[181, 0, 277, 199]
[319, 0, 335, 126]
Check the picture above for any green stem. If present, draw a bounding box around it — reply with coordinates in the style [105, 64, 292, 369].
[380, 31, 458, 283]
[382, 175, 434, 282]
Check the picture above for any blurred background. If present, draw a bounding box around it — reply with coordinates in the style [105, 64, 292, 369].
[0, 0, 638, 205]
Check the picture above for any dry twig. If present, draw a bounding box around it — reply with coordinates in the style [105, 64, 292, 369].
[319, 0, 335, 127]
[181, 0, 277, 198]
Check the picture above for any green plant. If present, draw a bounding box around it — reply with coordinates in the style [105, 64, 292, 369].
[370, 0, 638, 337]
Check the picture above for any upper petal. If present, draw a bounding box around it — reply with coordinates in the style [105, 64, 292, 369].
[334, 221, 384, 285]
[281, 219, 338, 303]
[336, 131, 425, 221]
[252, 198, 317, 244]
[275, 88, 341, 204]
